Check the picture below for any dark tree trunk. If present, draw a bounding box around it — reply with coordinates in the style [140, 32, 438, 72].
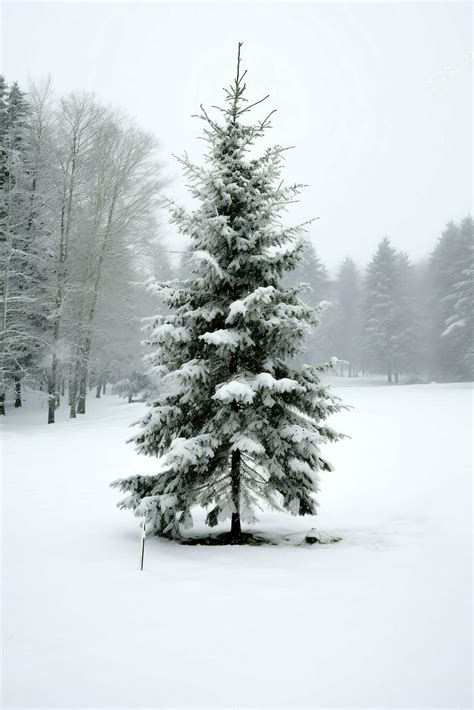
[69, 366, 78, 419]
[77, 371, 87, 414]
[50, 351, 58, 413]
[128, 393, 132, 404]
[230, 449, 241, 538]
[47, 376, 55, 424]
[61, 378, 65, 397]
[14, 376, 21, 407]
[102, 382, 106, 395]
[95, 380, 102, 398]
[0, 391, 5, 415]
[77, 337, 92, 415]
[55, 370, 61, 408]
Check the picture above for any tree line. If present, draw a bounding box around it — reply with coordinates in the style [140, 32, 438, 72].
[0, 76, 169, 422]
[289, 216, 473, 383]
[1, 74, 471, 425]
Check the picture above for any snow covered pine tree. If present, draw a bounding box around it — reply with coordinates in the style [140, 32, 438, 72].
[112, 44, 344, 542]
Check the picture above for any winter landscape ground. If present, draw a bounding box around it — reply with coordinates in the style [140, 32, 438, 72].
[2, 379, 472, 709]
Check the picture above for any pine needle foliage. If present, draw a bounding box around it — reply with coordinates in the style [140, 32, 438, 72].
[112, 45, 344, 541]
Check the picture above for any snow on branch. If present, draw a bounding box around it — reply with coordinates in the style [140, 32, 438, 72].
[213, 380, 255, 404]
[200, 329, 252, 349]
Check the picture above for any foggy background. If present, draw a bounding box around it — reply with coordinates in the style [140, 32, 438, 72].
[0, 1, 472, 420]
[3, 1, 472, 270]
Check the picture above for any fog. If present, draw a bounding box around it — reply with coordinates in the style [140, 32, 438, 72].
[3, 0, 472, 270]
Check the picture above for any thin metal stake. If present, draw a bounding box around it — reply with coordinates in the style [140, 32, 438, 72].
[139, 517, 146, 571]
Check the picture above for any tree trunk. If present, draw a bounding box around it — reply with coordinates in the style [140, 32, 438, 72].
[68, 365, 73, 406]
[61, 378, 65, 397]
[128, 393, 132, 404]
[55, 369, 61, 408]
[47, 376, 55, 424]
[76, 335, 92, 415]
[95, 379, 102, 399]
[49, 350, 58, 421]
[77, 187, 119, 414]
[14, 375, 21, 407]
[102, 382, 106, 395]
[230, 449, 242, 538]
[77, 370, 87, 414]
[69, 364, 78, 418]
[0, 391, 5, 415]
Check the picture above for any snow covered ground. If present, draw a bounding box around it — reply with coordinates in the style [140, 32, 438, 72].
[2, 380, 472, 709]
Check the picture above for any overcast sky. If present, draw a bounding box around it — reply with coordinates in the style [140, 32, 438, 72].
[2, 1, 472, 270]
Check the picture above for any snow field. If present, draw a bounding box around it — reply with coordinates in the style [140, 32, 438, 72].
[2, 382, 472, 708]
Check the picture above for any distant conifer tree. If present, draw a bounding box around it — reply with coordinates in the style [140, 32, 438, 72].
[362, 238, 417, 382]
[441, 216, 473, 381]
[328, 257, 361, 376]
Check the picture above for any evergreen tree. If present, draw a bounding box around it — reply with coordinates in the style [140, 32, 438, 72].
[6, 83, 29, 153]
[441, 216, 473, 381]
[430, 221, 466, 380]
[112, 45, 344, 541]
[284, 241, 332, 363]
[0, 80, 43, 412]
[361, 238, 417, 382]
[328, 257, 361, 375]
[0, 76, 9, 413]
[411, 258, 431, 378]
[0, 77, 9, 198]
[287, 241, 330, 305]
[391, 252, 419, 380]
[362, 238, 397, 381]
[362, 237, 408, 382]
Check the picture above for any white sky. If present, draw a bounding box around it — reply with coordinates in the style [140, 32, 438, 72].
[2, 1, 472, 270]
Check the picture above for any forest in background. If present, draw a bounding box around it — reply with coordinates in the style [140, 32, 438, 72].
[288, 215, 473, 384]
[0, 76, 472, 424]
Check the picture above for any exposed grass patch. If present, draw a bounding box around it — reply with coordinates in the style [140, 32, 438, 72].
[178, 530, 343, 547]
